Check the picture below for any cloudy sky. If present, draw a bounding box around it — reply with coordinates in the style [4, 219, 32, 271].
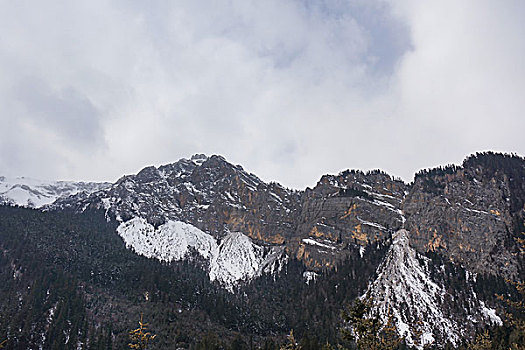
[1, 0, 524, 189]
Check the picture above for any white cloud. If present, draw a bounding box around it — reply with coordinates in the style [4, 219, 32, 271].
[0, 0, 523, 188]
[389, 0, 525, 173]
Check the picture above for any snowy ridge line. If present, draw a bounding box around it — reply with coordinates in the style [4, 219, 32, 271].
[117, 217, 286, 291]
[0, 176, 109, 208]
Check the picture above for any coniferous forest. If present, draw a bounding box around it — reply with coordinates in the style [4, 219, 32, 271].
[0, 205, 523, 349]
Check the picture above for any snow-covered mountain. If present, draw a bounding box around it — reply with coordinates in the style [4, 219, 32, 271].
[0, 176, 110, 208]
[367, 229, 502, 348]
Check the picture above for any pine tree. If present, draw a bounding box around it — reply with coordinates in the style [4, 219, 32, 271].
[129, 313, 157, 350]
[280, 330, 302, 350]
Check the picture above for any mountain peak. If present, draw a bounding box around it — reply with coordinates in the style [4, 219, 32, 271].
[198, 154, 232, 168]
[190, 153, 209, 165]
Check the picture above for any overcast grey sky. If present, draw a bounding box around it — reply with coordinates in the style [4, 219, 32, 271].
[1, 0, 524, 189]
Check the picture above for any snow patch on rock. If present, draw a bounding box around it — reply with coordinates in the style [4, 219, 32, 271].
[116, 217, 286, 290]
[209, 231, 283, 289]
[117, 217, 218, 262]
[303, 271, 318, 284]
[367, 229, 500, 348]
[480, 301, 502, 326]
[368, 229, 457, 347]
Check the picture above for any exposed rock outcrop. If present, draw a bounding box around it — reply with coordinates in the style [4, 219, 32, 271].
[403, 153, 525, 279]
[50, 152, 524, 278]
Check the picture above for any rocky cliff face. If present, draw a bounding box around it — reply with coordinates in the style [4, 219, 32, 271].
[294, 170, 407, 269]
[51, 152, 524, 280]
[402, 153, 525, 279]
[54, 154, 301, 246]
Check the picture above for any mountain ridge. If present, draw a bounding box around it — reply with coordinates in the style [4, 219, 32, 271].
[1, 151, 523, 348]
[4, 151, 524, 280]
[0, 175, 110, 208]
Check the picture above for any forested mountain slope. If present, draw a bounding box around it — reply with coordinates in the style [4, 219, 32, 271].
[0, 151, 523, 349]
